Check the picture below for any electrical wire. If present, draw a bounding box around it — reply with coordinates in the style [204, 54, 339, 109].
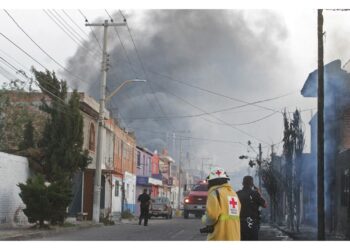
[62, 10, 90, 37]
[43, 10, 88, 52]
[130, 127, 245, 145]
[105, 9, 138, 76]
[4, 10, 92, 88]
[201, 110, 280, 126]
[0, 47, 30, 72]
[121, 91, 295, 121]
[78, 9, 103, 51]
[152, 80, 270, 145]
[52, 9, 90, 45]
[0, 32, 48, 70]
[43, 10, 100, 59]
[119, 9, 176, 131]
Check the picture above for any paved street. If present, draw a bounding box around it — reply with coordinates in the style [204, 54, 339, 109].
[34, 217, 206, 241]
[30, 216, 291, 241]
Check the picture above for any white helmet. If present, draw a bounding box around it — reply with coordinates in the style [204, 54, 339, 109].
[206, 167, 230, 181]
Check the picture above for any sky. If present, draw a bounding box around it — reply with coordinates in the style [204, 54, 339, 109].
[1, 1, 350, 188]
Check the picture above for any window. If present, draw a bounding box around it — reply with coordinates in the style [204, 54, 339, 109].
[126, 184, 130, 198]
[115, 180, 120, 197]
[137, 151, 141, 166]
[192, 184, 208, 191]
[88, 123, 96, 151]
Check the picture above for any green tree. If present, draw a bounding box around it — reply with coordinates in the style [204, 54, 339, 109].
[33, 69, 90, 181]
[17, 69, 91, 226]
[47, 174, 73, 225]
[19, 120, 35, 150]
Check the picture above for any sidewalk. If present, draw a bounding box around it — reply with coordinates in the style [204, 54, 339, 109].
[0, 219, 105, 241]
[272, 224, 317, 240]
[272, 224, 347, 240]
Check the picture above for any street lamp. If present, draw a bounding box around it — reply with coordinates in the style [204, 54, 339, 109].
[92, 79, 146, 223]
[106, 79, 147, 101]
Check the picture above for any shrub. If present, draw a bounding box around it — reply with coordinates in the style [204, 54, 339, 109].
[18, 174, 50, 227]
[18, 174, 73, 227]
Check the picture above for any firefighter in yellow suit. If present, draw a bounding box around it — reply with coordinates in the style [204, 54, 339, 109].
[201, 167, 241, 241]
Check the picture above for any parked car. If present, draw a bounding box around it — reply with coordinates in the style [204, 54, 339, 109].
[149, 197, 173, 219]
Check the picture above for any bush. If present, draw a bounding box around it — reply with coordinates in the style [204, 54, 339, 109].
[47, 178, 72, 225]
[18, 174, 73, 227]
[18, 174, 50, 227]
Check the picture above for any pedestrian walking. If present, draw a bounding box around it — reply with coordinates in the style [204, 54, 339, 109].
[237, 176, 267, 241]
[201, 167, 241, 241]
[138, 188, 151, 226]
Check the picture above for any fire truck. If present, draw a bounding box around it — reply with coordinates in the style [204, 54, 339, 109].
[183, 180, 208, 219]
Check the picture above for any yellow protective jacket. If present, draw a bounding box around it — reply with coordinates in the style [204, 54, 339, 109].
[204, 183, 241, 241]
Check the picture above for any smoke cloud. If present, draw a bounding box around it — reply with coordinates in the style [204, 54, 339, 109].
[63, 10, 291, 175]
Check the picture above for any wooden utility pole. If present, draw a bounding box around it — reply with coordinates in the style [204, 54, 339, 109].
[317, 9, 325, 240]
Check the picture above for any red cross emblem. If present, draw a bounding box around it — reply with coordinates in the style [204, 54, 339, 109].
[215, 170, 222, 176]
[229, 197, 237, 208]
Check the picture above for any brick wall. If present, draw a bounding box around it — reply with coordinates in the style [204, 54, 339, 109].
[0, 152, 30, 226]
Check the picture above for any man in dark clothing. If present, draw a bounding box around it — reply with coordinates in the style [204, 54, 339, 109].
[237, 176, 267, 240]
[138, 189, 151, 226]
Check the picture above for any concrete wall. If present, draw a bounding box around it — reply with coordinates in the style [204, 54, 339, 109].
[111, 175, 122, 213]
[0, 152, 30, 227]
[124, 172, 136, 214]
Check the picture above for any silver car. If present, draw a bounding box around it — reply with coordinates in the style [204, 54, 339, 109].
[149, 197, 173, 219]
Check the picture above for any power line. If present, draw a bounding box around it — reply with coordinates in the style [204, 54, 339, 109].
[62, 10, 90, 37]
[0, 64, 19, 81]
[152, 80, 270, 145]
[0, 47, 30, 72]
[78, 9, 103, 51]
[0, 32, 48, 70]
[43, 10, 100, 58]
[51, 9, 89, 45]
[43, 10, 87, 51]
[120, 91, 295, 121]
[110, 41, 295, 114]
[4, 10, 91, 88]
[0, 56, 72, 113]
[119, 10, 175, 131]
[131, 127, 245, 145]
[105, 9, 138, 75]
[202, 110, 280, 126]
[147, 68, 288, 113]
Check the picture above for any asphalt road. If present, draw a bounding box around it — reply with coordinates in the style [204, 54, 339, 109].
[34, 216, 207, 241]
[32, 216, 291, 241]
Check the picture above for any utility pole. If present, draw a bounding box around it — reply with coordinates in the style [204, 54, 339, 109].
[177, 137, 183, 211]
[201, 157, 211, 180]
[87, 20, 126, 223]
[258, 143, 262, 191]
[317, 9, 325, 240]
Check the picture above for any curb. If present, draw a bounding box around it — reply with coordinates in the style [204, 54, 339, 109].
[0, 223, 103, 241]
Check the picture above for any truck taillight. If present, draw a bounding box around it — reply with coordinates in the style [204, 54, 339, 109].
[184, 198, 190, 203]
